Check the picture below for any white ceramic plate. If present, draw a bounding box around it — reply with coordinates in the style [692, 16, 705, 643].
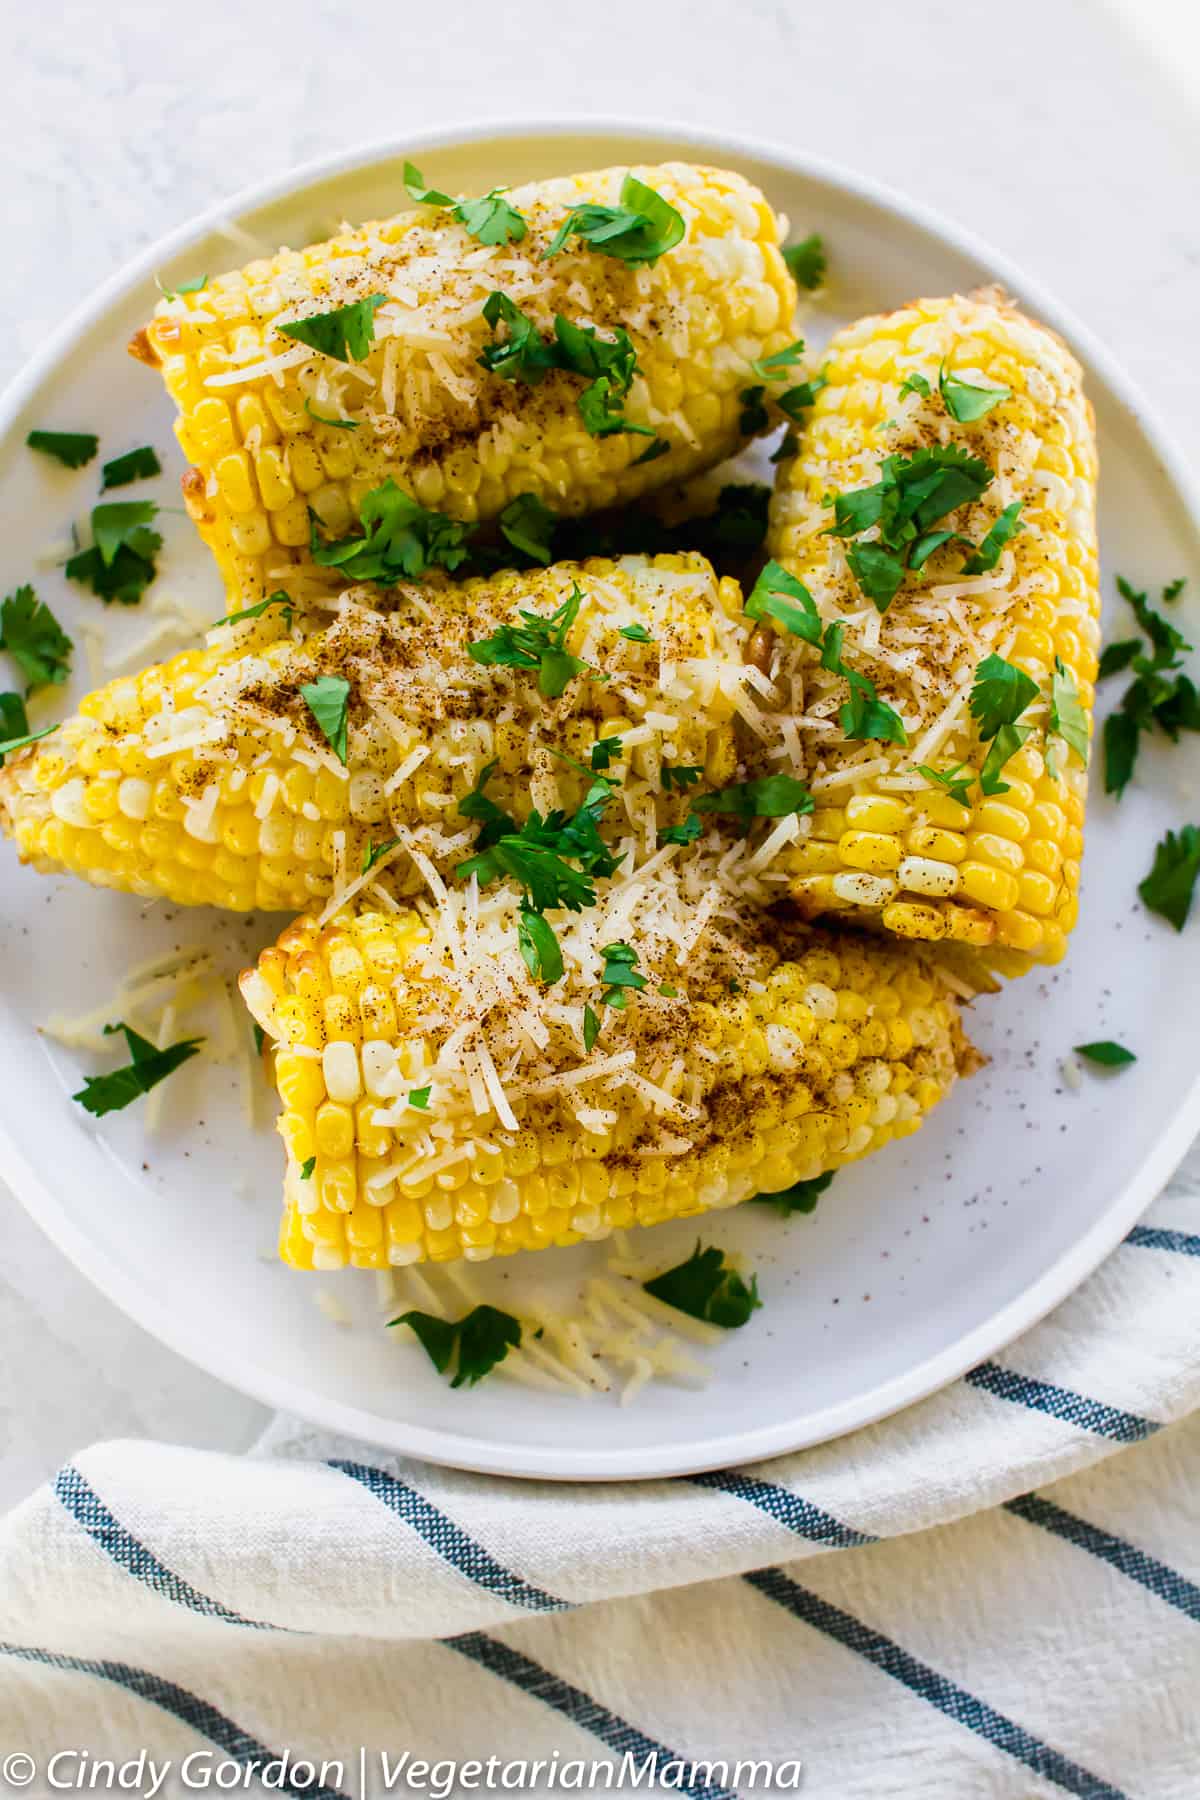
[3, 122, 1199, 1481]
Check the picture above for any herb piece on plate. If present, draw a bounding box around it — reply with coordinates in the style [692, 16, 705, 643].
[73, 1022, 204, 1118]
[643, 1242, 761, 1328]
[392, 1304, 523, 1387]
[26, 429, 99, 469]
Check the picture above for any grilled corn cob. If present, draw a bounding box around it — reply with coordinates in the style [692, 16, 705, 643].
[764, 291, 1098, 967]
[133, 162, 798, 598]
[240, 880, 976, 1271]
[0, 555, 747, 912]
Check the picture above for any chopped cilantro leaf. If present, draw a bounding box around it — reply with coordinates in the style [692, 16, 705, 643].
[544, 174, 684, 266]
[211, 590, 294, 630]
[300, 674, 350, 765]
[618, 622, 652, 643]
[456, 781, 620, 913]
[26, 429, 98, 469]
[312, 479, 473, 583]
[478, 291, 560, 385]
[0, 701, 56, 764]
[362, 836, 401, 875]
[938, 361, 1011, 423]
[633, 437, 670, 465]
[278, 294, 386, 363]
[408, 1087, 431, 1110]
[583, 1003, 601, 1052]
[393, 1303, 521, 1387]
[577, 374, 655, 440]
[899, 372, 931, 399]
[770, 431, 799, 466]
[458, 760, 518, 852]
[753, 1170, 834, 1216]
[845, 541, 907, 613]
[0, 586, 73, 691]
[658, 983, 680, 998]
[66, 500, 162, 606]
[1163, 578, 1187, 603]
[1098, 639, 1141, 680]
[817, 619, 906, 745]
[598, 940, 647, 1010]
[662, 764, 703, 792]
[304, 398, 358, 431]
[1118, 575, 1191, 670]
[300, 1157, 315, 1180]
[828, 445, 995, 611]
[468, 584, 592, 699]
[979, 723, 1031, 796]
[498, 492, 557, 565]
[745, 561, 820, 638]
[158, 274, 207, 299]
[1154, 675, 1200, 741]
[692, 774, 813, 819]
[101, 446, 161, 489]
[776, 375, 828, 421]
[969, 654, 1040, 740]
[1074, 1040, 1136, 1068]
[1103, 711, 1141, 799]
[917, 762, 974, 807]
[782, 234, 825, 290]
[659, 815, 702, 846]
[961, 502, 1024, 574]
[72, 1021, 203, 1118]
[1139, 825, 1200, 930]
[517, 906, 564, 984]
[590, 735, 623, 771]
[739, 385, 770, 435]
[643, 1242, 761, 1329]
[1049, 658, 1090, 767]
[750, 339, 806, 380]
[404, 163, 527, 247]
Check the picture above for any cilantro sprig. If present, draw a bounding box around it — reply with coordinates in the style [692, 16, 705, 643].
[467, 584, 594, 699]
[782, 235, 825, 290]
[825, 446, 1013, 612]
[101, 446, 161, 490]
[404, 163, 527, 247]
[0, 587, 73, 691]
[1139, 825, 1200, 931]
[300, 674, 351, 765]
[744, 562, 906, 744]
[311, 479, 472, 584]
[643, 1242, 761, 1328]
[73, 1022, 204, 1118]
[478, 293, 653, 441]
[692, 774, 814, 819]
[210, 591, 294, 631]
[278, 294, 387, 363]
[544, 174, 684, 266]
[66, 501, 162, 606]
[26, 430, 98, 469]
[457, 775, 621, 914]
[1101, 575, 1196, 799]
[393, 1303, 522, 1387]
[969, 654, 1039, 796]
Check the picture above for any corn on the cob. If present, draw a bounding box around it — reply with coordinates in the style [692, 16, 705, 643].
[132, 162, 798, 598]
[239, 878, 977, 1271]
[0, 555, 748, 912]
[763, 291, 1098, 968]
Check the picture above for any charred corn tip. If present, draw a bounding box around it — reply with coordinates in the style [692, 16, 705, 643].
[239, 894, 975, 1273]
[138, 161, 798, 598]
[766, 291, 1098, 970]
[0, 554, 748, 914]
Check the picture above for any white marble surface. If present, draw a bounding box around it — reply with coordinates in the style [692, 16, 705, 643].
[2, 0, 1197, 1509]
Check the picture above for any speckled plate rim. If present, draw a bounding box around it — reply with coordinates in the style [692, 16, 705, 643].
[3, 116, 1199, 1481]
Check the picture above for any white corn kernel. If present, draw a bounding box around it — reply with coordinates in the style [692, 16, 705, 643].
[832, 872, 899, 907]
[117, 777, 152, 820]
[322, 1041, 362, 1103]
[898, 856, 960, 898]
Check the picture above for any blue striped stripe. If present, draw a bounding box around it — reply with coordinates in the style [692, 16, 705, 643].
[53, 1466, 279, 1631]
[965, 1363, 1160, 1442]
[0, 1643, 347, 1799]
[1005, 1493, 1200, 1622]
[447, 1632, 736, 1799]
[329, 1461, 568, 1612]
[1125, 1224, 1200, 1257]
[744, 1568, 1128, 1800]
[690, 1470, 875, 1547]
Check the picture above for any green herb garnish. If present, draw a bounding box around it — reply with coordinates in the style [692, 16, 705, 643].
[408, 1087, 431, 1110]
[211, 590, 294, 630]
[583, 1003, 601, 1052]
[643, 1242, 761, 1329]
[0, 698, 56, 764]
[750, 339, 806, 381]
[752, 1171, 834, 1216]
[969, 653, 1039, 796]
[66, 501, 162, 605]
[278, 294, 387, 363]
[544, 174, 684, 266]
[300, 1157, 315, 1180]
[618, 622, 652, 643]
[739, 386, 769, 435]
[517, 907, 564, 984]
[899, 372, 931, 399]
[311, 479, 472, 583]
[26, 429, 98, 469]
[691, 774, 814, 819]
[458, 759, 518, 852]
[662, 764, 703, 792]
[468, 583, 592, 699]
[362, 836, 401, 875]
[393, 1303, 522, 1387]
[300, 674, 351, 765]
[456, 780, 620, 913]
[159, 274, 208, 299]
[590, 735, 623, 771]
[1074, 1041, 1136, 1068]
[1139, 825, 1200, 930]
[1049, 657, 1089, 768]
[917, 762, 974, 807]
[72, 1022, 204, 1118]
[0, 587, 73, 691]
[826, 445, 995, 611]
[782, 235, 825, 290]
[1098, 639, 1141, 679]
[498, 493, 557, 565]
[404, 163, 527, 246]
[938, 361, 1011, 423]
[101, 446, 161, 489]
[598, 941, 647, 1010]
[304, 398, 359, 431]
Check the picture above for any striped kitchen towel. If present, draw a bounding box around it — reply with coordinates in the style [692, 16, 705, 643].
[1, 1177, 1198, 1797]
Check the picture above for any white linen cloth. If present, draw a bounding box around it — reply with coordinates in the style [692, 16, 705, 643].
[2, 1170, 1199, 1800]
